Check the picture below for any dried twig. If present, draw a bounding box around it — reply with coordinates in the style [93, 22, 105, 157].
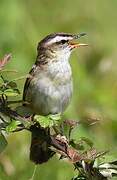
[0, 54, 12, 70]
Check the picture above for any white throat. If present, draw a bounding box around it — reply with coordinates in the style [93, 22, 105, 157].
[55, 48, 71, 62]
[47, 50, 72, 83]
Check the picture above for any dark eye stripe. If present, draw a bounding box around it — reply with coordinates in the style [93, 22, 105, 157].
[60, 40, 68, 44]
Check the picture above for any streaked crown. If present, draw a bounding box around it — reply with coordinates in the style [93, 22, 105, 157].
[37, 32, 87, 51]
[36, 32, 87, 65]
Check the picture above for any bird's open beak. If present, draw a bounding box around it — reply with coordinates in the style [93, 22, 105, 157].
[69, 32, 88, 49]
[69, 42, 88, 49]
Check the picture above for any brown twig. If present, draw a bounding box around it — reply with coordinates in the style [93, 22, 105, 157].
[0, 54, 12, 71]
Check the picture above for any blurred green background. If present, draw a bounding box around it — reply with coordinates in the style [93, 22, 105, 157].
[0, 0, 117, 179]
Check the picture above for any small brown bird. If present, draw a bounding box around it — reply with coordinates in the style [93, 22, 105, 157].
[23, 32, 87, 164]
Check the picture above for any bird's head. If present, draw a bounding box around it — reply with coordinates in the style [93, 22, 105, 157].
[37, 33, 88, 62]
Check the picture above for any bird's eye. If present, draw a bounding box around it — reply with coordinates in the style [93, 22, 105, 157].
[60, 40, 67, 44]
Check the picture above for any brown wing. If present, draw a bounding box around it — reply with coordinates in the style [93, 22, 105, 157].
[23, 64, 37, 102]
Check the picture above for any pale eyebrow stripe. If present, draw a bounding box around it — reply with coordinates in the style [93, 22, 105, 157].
[47, 36, 73, 44]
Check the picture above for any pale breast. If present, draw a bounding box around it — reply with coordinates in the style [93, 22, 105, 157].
[25, 60, 73, 115]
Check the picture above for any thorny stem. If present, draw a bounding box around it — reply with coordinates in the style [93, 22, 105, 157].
[0, 99, 31, 130]
[0, 53, 116, 180]
[0, 104, 115, 179]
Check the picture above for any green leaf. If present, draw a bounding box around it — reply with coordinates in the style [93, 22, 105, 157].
[34, 114, 61, 128]
[71, 176, 86, 180]
[0, 123, 5, 130]
[0, 133, 8, 153]
[4, 88, 20, 97]
[0, 76, 4, 85]
[99, 161, 117, 178]
[80, 137, 93, 148]
[49, 113, 61, 121]
[6, 120, 21, 133]
[34, 115, 53, 128]
[0, 90, 3, 96]
[70, 140, 85, 150]
[8, 81, 17, 88]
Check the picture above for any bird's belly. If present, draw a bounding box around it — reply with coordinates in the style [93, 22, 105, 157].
[28, 76, 73, 115]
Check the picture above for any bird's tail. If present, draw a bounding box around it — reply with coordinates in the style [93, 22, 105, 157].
[30, 125, 55, 164]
